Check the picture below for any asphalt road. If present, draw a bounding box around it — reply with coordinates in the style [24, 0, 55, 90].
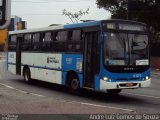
[0, 61, 160, 114]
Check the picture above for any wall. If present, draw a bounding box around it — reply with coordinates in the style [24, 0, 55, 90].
[0, 29, 8, 52]
[151, 57, 160, 69]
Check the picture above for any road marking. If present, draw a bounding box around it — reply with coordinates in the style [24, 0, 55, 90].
[3, 83, 159, 113]
[30, 93, 46, 97]
[151, 75, 159, 79]
[0, 60, 6, 63]
[151, 73, 159, 75]
[0, 83, 45, 98]
[0, 83, 15, 89]
[81, 102, 135, 113]
[66, 100, 135, 113]
[123, 93, 160, 99]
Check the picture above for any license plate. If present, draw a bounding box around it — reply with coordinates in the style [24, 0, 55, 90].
[126, 83, 134, 87]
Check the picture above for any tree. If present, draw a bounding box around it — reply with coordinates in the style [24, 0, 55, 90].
[96, 0, 160, 29]
[62, 7, 90, 23]
[96, 0, 160, 43]
[96, 0, 127, 18]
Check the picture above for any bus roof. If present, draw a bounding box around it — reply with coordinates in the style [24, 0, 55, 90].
[9, 20, 101, 35]
[9, 19, 146, 35]
[9, 25, 64, 35]
[64, 20, 101, 29]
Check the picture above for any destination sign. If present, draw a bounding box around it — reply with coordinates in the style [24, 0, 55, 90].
[102, 23, 116, 29]
[102, 21, 147, 32]
[119, 24, 146, 31]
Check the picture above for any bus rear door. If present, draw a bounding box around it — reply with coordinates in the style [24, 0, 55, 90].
[16, 35, 22, 75]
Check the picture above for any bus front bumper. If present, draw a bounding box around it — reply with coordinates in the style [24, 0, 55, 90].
[100, 79, 151, 91]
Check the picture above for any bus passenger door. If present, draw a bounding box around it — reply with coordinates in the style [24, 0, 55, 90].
[16, 36, 22, 75]
[84, 31, 99, 88]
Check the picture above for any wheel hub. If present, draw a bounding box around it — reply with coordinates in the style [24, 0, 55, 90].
[71, 79, 79, 90]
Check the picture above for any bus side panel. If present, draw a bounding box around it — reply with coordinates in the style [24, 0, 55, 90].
[78, 74, 83, 88]
[61, 54, 83, 87]
[94, 75, 100, 90]
[62, 72, 83, 88]
[21, 52, 62, 84]
[8, 52, 16, 74]
[21, 52, 34, 77]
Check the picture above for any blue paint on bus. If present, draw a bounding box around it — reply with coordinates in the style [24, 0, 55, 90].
[78, 74, 83, 88]
[62, 54, 83, 73]
[64, 21, 101, 29]
[94, 75, 100, 90]
[62, 71, 67, 86]
[61, 53, 83, 87]
[101, 67, 150, 83]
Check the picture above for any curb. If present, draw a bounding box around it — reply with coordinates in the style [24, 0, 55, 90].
[0, 60, 6, 63]
[151, 72, 159, 75]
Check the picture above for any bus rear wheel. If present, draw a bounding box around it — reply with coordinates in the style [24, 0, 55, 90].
[107, 89, 122, 95]
[24, 67, 32, 84]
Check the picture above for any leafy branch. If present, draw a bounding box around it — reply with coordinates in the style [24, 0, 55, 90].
[62, 7, 90, 23]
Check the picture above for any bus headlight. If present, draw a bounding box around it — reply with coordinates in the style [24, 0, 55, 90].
[145, 76, 149, 80]
[103, 77, 108, 81]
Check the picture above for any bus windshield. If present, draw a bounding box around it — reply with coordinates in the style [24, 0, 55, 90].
[104, 32, 149, 66]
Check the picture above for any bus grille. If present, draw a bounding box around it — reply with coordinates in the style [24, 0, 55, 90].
[116, 78, 140, 81]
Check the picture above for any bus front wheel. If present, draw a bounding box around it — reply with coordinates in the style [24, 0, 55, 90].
[24, 67, 32, 84]
[107, 89, 122, 95]
[67, 74, 80, 94]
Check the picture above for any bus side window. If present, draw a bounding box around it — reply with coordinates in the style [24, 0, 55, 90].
[8, 35, 17, 52]
[68, 31, 73, 41]
[51, 32, 57, 52]
[74, 30, 83, 52]
[67, 31, 73, 51]
[42, 32, 52, 52]
[22, 34, 32, 51]
[57, 31, 67, 42]
[54, 31, 67, 52]
[67, 30, 83, 52]
[72, 30, 81, 41]
[32, 33, 41, 51]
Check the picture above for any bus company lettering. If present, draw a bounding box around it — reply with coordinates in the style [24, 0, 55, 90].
[124, 67, 134, 71]
[133, 74, 142, 78]
[66, 58, 72, 64]
[47, 57, 59, 64]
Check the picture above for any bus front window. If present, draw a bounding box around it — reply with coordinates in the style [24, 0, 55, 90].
[104, 32, 149, 66]
[129, 34, 149, 65]
[104, 33, 128, 66]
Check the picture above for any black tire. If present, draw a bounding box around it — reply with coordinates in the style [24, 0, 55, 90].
[107, 89, 122, 95]
[24, 67, 32, 84]
[68, 74, 81, 94]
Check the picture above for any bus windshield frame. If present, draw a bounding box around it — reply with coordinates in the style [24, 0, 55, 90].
[102, 21, 149, 73]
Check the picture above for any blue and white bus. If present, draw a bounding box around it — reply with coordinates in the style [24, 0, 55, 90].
[7, 20, 151, 94]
